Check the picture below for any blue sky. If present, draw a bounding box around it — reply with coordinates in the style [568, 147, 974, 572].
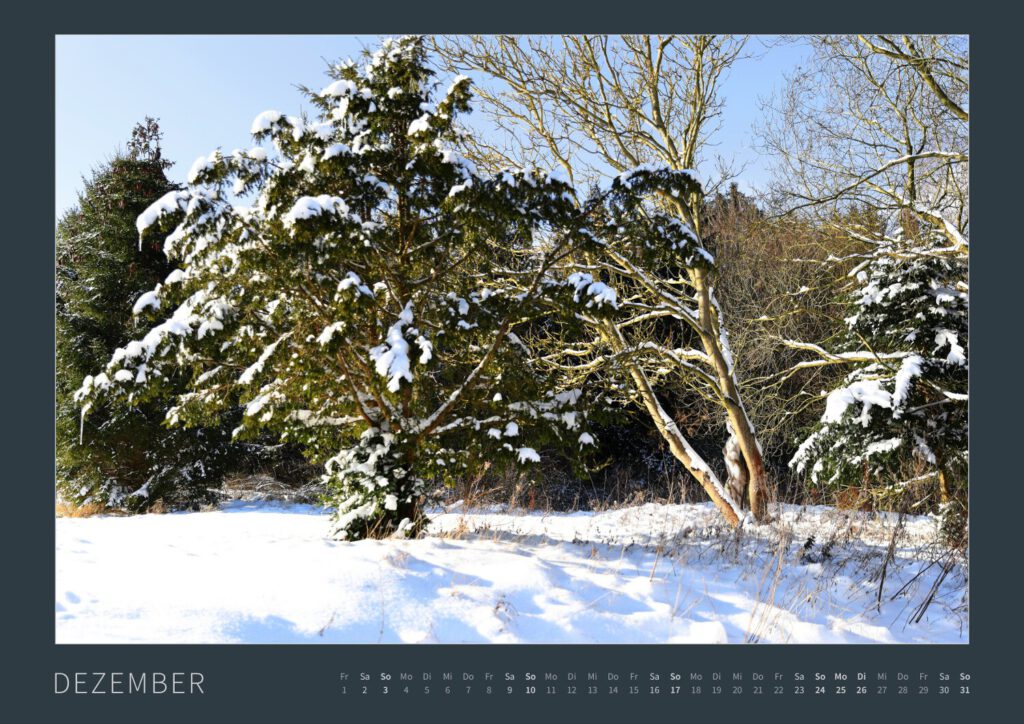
[55, 35, 809, 218]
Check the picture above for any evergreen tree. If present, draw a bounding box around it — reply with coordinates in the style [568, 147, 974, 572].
[768, 34, 969, 536]
[790, 239, 968, 533]
[75, 37, 598, 539]
[57, 120, 238, 510]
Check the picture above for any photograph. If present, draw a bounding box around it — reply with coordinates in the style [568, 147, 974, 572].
[54, 33, 969, 647]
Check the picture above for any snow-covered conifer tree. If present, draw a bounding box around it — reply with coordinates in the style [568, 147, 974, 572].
[75, 37, 595, 539]
[768, 36, 969, 535]
[57, 120, 239, 510]
[789, 242, 967, 519]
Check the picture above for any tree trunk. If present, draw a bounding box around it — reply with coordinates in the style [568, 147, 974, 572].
[722, 429, 748, 507]
[667, 195, 770, 522]
[394, 496, 424, 537]
[691, 268, 770, 521]
[938, 468, 951, 505]
[600, 320, 743, 527]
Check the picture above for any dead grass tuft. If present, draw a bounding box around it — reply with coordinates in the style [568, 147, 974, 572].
[55, 500, 110, 518]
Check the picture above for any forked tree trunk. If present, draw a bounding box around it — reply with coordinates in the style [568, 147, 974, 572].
[600, 320, 743, 527]
[691, 268, 770, 521]
[666, 196, 770, 522]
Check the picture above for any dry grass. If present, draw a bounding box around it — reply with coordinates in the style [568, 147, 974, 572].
[427, 498, 967, 643]
[438, 516, 471, 540]
[219, 473, 323, 503]
[55, 500, 110, 518]
[56, 497, 174, 517]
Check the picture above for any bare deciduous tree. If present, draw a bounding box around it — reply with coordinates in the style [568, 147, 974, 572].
[760, 35, 969, 512]
[434, 35, 771, 523]
[761, 35, 968, 258]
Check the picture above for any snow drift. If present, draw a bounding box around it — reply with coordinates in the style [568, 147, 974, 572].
[55, 501, 966, 644]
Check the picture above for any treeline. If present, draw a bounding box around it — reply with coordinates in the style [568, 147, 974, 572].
[57, 36, 967, 543]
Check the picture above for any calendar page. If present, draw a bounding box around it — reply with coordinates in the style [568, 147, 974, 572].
[19, 5, 1012, 722]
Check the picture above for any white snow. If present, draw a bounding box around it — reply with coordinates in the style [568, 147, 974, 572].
[250, 110, 282, 135]
[323, 143, 350, 161]
[317, 322, 346, 346]
[131, 290, 160, 315]
[282, 195, 350, 229]
[136, 190, 189, 239]
[446, 74, 471, 95]
[414, 335, 433, 364]
[408, 113, 432, 136]
[822, 379, 893, 426]
[187, 151, 219, 184]
[237, 335, 287, 385]
[369, 303, 415, 392]
[433, 142, 477, 179]
[935, 329, 967, 366]
[306, 122, 334, 141]
[164, 269, 186, 285]
[448, 180, 472, 198]
[320, 79, 359, 98]
[893, 354, 924, 409]
[516, 447, 540, 463]
[55, 501, 967, 644]
[567, 272, 618, 309]
[337, 271, 373, 298]
[863, 438, 902, 457]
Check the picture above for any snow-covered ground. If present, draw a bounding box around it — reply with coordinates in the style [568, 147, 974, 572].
[55, 501, 967, 644]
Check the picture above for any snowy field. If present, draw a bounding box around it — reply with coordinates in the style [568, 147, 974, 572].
[55, 501, 967, 644]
